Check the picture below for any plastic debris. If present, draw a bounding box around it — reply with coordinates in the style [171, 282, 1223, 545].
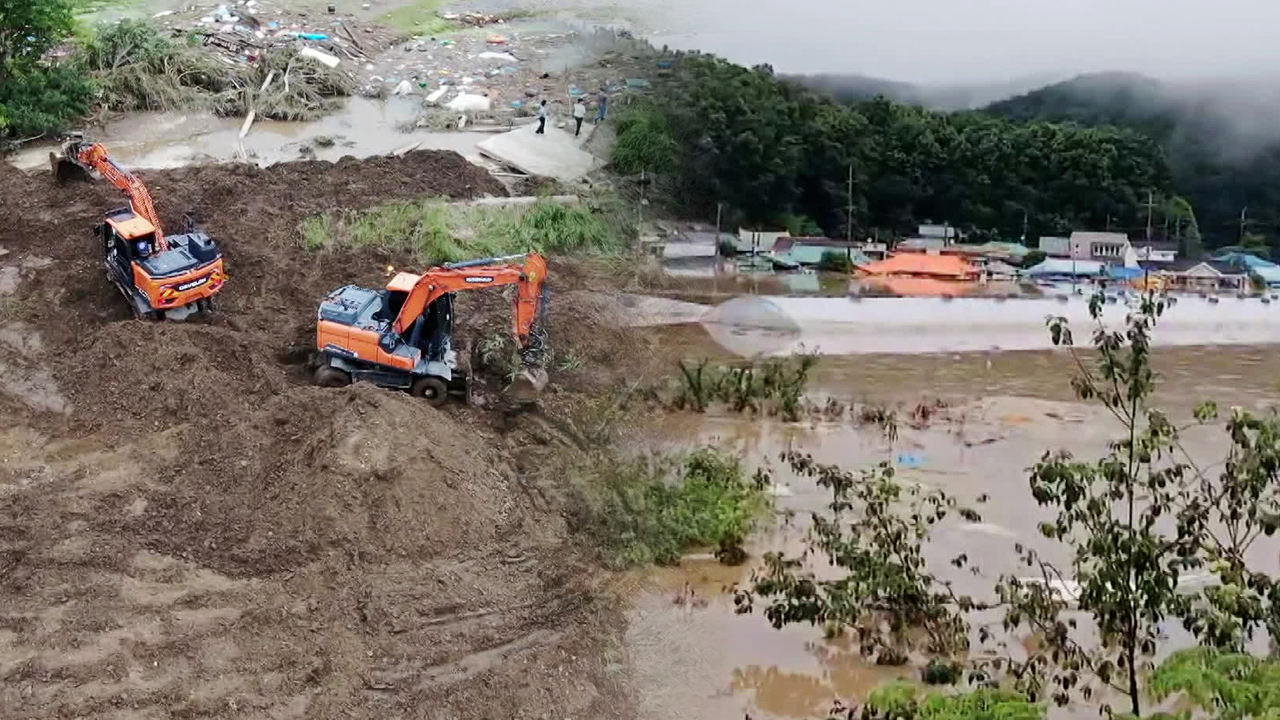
[425, 87, 448, 104]
[477, 51, 518, 62]
[486, 34, 508, 44]
[393, 79, 413, 95]
[895, 453, 925, 468]
[446, 93, 491, 112]
[300, 47, 341, 68]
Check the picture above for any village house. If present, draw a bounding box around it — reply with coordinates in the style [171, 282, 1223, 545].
[1038, 236, 1071, 257]
[771, 237, 871, 267]
[1131, 240, 1178, 263]
[1069, 231, 1136, 265]
[1143, 259, 1248, 292]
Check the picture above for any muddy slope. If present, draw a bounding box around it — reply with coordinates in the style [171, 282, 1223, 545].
[0, 154, 633, 719]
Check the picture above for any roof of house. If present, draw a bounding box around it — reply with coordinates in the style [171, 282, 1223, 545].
[945, 241, 1031, 259]
[1025, 258, 1106, 277]
[1145, 259, 1245, 275]
[898, 237, 947, 251]
[1039, 236, 1070, 254]
[985, 260, 1021, 275]
[1070, 231, 1132, 245]
[1131, 240, 1179, 252]
[858, 253, 979, 278]
[1252, 265, 1280, 282]
[1211, 251, 1278, 270]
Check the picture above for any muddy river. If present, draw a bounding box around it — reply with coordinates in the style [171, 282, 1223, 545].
[624, 319, 1280, 719]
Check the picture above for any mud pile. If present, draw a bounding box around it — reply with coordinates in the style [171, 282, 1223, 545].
[0, 153, 632, 719]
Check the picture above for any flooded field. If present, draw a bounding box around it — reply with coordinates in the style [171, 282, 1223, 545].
[7, 98, 497, 171]
[624, 328, 1280, 719]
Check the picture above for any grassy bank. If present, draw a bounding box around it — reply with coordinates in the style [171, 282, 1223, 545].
[569, 447, 772, 569]
[298, 197, 634, 264]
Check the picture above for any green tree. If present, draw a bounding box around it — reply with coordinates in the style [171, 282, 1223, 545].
[1241, 232, 1271, 260]
[0, 0, 75, 83]
[612, 104, 678, 175]
[817, 250, 853, 272]
[1021, 249, 1047, 268]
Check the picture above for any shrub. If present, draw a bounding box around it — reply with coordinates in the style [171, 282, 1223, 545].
[0, 64, 96, 138]
[571, 447, 771, 569]
[612, 104, 677, 175]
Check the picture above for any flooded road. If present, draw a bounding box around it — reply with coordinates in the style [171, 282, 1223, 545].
[700, 294, 1280, 356]
[624, 328, 1280, 719]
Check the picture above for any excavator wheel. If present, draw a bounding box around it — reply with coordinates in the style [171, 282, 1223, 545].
[411, 376, 449, 407]
[314, 365, 352, 388]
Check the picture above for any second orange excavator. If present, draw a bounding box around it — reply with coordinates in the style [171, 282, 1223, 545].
[314, 252, 549, 406]
[52, 135, 226, 320]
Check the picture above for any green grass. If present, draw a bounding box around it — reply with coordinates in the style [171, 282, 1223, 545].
[381, 0, 457, 34]
[570, 447, 772, 569]
[298, 198, 633, 264]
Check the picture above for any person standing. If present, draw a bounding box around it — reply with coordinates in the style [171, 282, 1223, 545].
[573, 97, 587, 137]
[536, 100, 548, 134]
[595, 88, 608, 123]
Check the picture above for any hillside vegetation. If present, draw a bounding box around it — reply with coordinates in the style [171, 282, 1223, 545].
[619, 56, 1168, 242]
[984, 72, 1280, 250]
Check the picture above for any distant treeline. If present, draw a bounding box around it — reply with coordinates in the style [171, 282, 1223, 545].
[619, 56, 1170, 244]
[983, 72, 1280, 251]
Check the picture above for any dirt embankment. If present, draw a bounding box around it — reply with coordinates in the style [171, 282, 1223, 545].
[0, 153, 644, 719]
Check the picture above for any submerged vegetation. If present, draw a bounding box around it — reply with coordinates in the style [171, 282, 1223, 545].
[570, 447, 771, 569]
[672, 354, 818, 421]
[299, 198, 633, 263]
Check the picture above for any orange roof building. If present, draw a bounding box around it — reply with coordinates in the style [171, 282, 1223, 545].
[856, 253, 979, 279]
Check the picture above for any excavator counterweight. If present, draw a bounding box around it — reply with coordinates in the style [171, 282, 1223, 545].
[314, 252, 549, 406]
[52, 136, 226, 320]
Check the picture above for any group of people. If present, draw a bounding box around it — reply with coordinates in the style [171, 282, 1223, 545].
[535, 89, 608, 137]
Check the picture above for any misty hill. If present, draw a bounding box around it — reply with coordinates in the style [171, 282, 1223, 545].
[785, 72, 1066, 110]
[981, 72, 1280, 247]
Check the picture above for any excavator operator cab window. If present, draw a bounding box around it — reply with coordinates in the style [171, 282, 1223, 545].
[103, 223, 127, 260]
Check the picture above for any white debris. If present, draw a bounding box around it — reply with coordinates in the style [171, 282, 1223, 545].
[300, 47, 341, 68]
[477, 51, 518, 63]
[392, 79, 413, 96]
[446, 93, 491, 112]
[425, 87, 448, 104]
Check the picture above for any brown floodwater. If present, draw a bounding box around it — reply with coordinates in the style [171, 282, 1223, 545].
[624, 327, 1280, 720]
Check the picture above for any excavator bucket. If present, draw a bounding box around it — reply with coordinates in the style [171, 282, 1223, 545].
[50, 150, 89, 185]
[505, 368, 549, 405]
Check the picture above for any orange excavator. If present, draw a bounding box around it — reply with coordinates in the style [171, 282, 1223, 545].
[314, 252, 549, 406]
[52, 135, 226, 320]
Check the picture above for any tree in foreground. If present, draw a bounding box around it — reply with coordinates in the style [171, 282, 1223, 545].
[737, 290, 1280, 717]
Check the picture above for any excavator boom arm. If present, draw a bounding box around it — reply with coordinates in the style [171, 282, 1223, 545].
[393, 253, 548, 347]
[64, 141, 168, 250]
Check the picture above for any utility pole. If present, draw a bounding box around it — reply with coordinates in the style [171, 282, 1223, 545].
[1240, 206, 1249, 242]
[846, 163, 854, 243]
[1152, 190, 1162, 240]
[1021, 211, 1028, 243]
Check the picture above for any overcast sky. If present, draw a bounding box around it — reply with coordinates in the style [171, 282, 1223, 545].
[639, 0, 1278, 84]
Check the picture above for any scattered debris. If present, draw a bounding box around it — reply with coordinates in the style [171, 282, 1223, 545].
[299, 46, 340, 68]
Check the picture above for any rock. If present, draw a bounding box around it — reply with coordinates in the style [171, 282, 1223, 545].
[314, 135, 335, 147]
